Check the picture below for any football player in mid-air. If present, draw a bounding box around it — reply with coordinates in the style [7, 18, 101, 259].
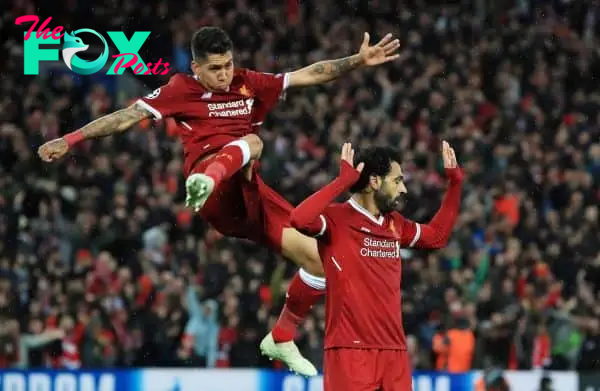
[38, 27, 400, 376]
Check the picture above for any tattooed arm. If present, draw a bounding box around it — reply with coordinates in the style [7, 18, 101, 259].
[79, 103, 151, 139]
[287, 32, 400, 87]
[37, 103, 151, 162]
[287, 55, 364, 87]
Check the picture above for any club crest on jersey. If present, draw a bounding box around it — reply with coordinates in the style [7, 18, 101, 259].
[245, 98, 254, 112]
[239, 85, 251, 97]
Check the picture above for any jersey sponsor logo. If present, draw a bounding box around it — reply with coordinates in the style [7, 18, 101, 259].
[207, 98, 254, 117]
[145, 88, 161, 99]
[360, 237, 400, 259]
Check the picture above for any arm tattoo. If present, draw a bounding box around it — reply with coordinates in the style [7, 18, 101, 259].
[80, 104, 151, 140]
[307, 54, 363, 81]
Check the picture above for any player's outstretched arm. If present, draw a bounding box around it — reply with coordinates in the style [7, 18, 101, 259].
[291, 143, 364, 236]
[38, 103, 151, 162]
[287, 33, 400, 88]
[401, 141, 464, 249]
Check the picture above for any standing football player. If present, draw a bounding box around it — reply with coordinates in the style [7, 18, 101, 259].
[289, 142, 464, 389]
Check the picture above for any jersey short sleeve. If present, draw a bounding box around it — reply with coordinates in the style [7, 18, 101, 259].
[136, 74, 187, 119]
[244, 70, 290, 107]
[312, 205, 342, 241]
[294, 206, 335, 240]
[313, 213, 331, 238]
[393, 213, 422, 248]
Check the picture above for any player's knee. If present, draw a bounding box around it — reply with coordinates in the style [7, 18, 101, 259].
[243, 134, 263, 159]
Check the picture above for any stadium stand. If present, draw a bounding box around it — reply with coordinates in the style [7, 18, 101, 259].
[0, 0, 599, 372]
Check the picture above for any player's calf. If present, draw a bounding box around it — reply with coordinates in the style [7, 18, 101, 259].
[260, 270, 323, 377]
[243, 134, 264, 159]
[243, 160, 256, 181]
[273, 231, 325, 333]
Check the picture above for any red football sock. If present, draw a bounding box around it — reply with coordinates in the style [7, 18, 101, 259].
[272, 270, 325, 343]
[203, 141, 249, 187]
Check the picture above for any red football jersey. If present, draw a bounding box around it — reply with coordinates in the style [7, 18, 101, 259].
[136, 69, 289, 176]
[316, 199, 422, 351]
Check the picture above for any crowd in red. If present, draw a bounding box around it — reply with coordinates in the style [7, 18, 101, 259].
[0, 0, 599, 372]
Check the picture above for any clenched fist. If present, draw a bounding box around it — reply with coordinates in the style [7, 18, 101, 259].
[38, 138, 69, 162]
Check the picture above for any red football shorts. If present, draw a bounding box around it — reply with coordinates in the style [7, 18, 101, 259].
[192, 157, 292, 253]
[324, 348, 413, 391]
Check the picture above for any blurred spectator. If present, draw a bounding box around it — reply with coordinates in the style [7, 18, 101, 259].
[577, 318, 600, 371]
[179, 283, 219, 367]
[433, 314, 475, 372]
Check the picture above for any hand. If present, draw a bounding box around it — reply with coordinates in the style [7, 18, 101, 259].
[358, 32, 401, 67]
[340, 142, 364, 174]
[49, 328, 66, 339]
[442, 140, 458, 168]
[38, 138, 69, 162]
[442, 141, 464, 184]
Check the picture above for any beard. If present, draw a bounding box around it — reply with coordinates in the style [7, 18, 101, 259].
[374, 189, 404, 214]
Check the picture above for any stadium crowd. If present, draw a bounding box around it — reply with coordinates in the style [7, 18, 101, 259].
[1, 0, 600, 373]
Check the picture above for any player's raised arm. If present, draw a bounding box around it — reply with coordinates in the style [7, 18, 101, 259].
[290, 143, 364, 237]
[399, 141, 464, 249]
[37, 103, 152, 162]
[287, 32, 400, 88]
[38, 74, 187, 163]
